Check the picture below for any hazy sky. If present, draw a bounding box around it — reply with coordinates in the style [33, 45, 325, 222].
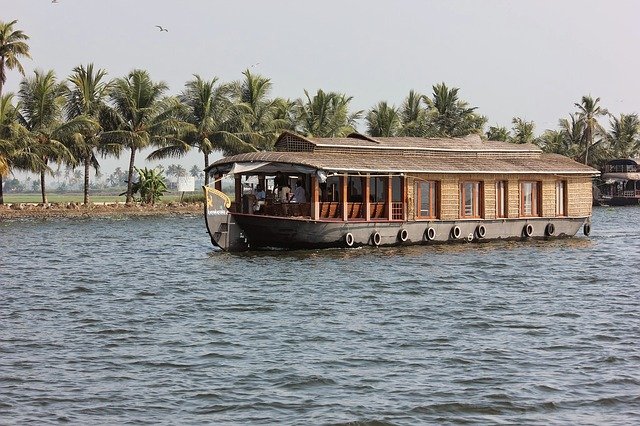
[3, 0, 639, 175]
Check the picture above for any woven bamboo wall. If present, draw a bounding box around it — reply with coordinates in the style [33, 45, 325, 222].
[568, 177, 593, 216]
[406, 177, 415, 218]
[542, 179, 557, 217]
[406, 173, 593, 220]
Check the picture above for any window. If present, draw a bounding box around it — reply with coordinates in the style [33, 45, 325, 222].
[556, 180, 567, 216]
[460, 181, 483, 218]
[520, 181, 541, 217]
[347, 176, 365, 202]
[392, 176, 403, 202]
[321, 176, 340, 202]
[416, 181, 438, 218]
[370, 176, 387, 202]
[496, 180, 508, 218]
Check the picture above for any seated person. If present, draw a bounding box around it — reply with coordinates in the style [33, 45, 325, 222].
[290, 180, 307, 203]
[255, 184, 266, 201]
[254, 184, 266, 212]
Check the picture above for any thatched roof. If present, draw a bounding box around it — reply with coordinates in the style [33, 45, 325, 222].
[206, 132, 598, 176]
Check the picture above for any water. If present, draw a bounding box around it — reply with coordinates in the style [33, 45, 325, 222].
[1, 208, 639, 425]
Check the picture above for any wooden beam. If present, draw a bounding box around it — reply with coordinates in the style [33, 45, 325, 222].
[364, 174, 371, 221]
[387, 175, 393, 220]
[341, 174, 348, 221]
[311, 175, 319, 220]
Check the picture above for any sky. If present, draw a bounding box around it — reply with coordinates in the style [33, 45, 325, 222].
[3, 0, 639, 178]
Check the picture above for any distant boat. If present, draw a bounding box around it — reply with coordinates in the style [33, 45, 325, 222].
[597, 158, 640, 206]
[203, 131, 598, 251]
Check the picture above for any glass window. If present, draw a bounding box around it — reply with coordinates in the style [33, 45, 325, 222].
[416, 181, 438, 218]
[392, 176, 403, 202]
[460, 181, 483, 218]
[321, 176, 340, 202]
[521, 181, 541, 217]
[496, 180, 508, 218]
[348, 176, 365, 202]
[370, 176, 387, 202]
[556, 180, 567, 216]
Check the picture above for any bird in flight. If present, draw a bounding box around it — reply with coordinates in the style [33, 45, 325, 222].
[52, 0, 59, 3]
[155, 25, 168, 32]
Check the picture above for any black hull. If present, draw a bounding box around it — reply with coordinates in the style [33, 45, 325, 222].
[606, 197, 640, 206]
[230, 213, 590, 251]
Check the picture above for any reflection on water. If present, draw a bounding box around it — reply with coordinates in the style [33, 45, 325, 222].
[0, 207, 639, 424]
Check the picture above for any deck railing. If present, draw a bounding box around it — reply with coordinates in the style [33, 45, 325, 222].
[622, 190, 640, 198]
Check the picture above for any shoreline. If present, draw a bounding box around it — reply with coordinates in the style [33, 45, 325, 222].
[0, 202, 204, 219]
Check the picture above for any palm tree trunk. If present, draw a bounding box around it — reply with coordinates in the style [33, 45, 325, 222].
[584, 126, 592, 165]
[204, 153, 210, 185]
[40, 170, 47, 204]
[126, 147, 136, 204]
[83, 155, 90, 205]
[0, 174, 4, 205]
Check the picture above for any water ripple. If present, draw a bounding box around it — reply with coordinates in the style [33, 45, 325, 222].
[0, 209, 639, 424]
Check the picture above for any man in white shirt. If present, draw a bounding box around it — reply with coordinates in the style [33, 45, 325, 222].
[290, 180, 306, 203]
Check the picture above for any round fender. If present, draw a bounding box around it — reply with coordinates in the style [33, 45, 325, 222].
[524, 223, 534, 237]
[476, 225, 487, 239]
[424, 227, 436, 241]
[583, 223, 591, 236]
[545, 223, 555, 236]
[451, 226, 462, 239]
[371, 232, 382, 246]
[345, 232, 355, 247]
[398, 229, 409, 242]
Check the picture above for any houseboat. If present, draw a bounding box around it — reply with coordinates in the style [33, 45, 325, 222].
[203, 131, 598, 251]
[597, 158, 640, 206]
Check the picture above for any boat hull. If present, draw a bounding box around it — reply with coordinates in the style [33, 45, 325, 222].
[228, 213, 590, 250]
[605, 197, 640, 206]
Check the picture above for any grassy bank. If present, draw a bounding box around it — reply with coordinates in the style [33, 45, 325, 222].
[1, 192, 201, 204]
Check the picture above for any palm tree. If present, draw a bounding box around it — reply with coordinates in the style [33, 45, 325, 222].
[148, 75, 257, 185]
[64, 63, 109, 204]
[231, 69, 288, 149]
[189, 164, 201, 179]
[509, 117, 536, 144]
[295, 89, 362, 137]
[366, 101, 400, 137]
[0, 93, 19, 203]
[575, 95, 608, 165]
[424, 83, 486, 137]
[271, 97, 297, 132]
[556, 114, 585, 159]
[0, 93, 49, 204]
[607, 113, 640, 159]
[537, 114, 589, 161]
[537, 129, 564, 153]
[100, 69, 183, 203]
[17, 69, 77, 203]
[0, 20, 31, 98]
[486, 125, 510, 141]
[398, 90, 427, 136]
